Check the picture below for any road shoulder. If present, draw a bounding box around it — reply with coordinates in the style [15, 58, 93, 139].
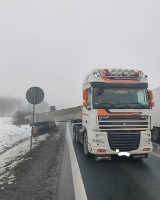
[0, 123, 66, 200]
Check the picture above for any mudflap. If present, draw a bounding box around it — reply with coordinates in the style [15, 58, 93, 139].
[95, 155, 111, 161]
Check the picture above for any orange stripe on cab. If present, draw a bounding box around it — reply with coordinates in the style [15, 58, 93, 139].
[97, 109, 141, 116]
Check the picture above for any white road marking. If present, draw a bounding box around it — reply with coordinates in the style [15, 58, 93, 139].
[66, 123, 88, 200]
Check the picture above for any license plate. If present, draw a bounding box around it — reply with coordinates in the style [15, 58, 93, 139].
[95, 155, 111, 161]
[133, 154, 148, 159]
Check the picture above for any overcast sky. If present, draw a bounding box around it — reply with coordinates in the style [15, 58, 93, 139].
[0, 0, 160, 109]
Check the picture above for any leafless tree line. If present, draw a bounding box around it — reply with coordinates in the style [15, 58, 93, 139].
[0, 96, 24, 117]
[0, 96, 50, 125]
[12, 99, 50, 125]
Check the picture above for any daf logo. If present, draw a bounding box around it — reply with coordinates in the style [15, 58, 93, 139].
[123, 122, 127, 125]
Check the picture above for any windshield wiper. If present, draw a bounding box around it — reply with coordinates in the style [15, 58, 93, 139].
[111, 103, 132, 109]
[99, 103, 132, 109]
[99, 103, 117, 108]
[128, 103, 149, 109]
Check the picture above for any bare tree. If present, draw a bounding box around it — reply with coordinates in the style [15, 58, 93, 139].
[12, 100, 50, 125]
[12, 110, 32, 126]
[0, 96, 24, 117]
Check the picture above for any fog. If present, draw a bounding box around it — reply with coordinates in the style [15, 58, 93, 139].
[0, 0, 160, 109]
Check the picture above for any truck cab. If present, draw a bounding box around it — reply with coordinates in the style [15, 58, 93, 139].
[73, 68, 154, 160]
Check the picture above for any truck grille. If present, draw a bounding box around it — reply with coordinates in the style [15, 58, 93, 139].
[98, 116, 149, 131]
[108, 132, 140, 151]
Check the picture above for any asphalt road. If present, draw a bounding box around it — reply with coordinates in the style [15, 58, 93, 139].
[58, 123, 160, 200]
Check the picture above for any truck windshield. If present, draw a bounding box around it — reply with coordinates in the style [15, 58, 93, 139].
[93, 88, 150, 109]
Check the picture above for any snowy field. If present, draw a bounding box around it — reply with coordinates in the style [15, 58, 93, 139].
[0, 117, 31, 154]
[0, 117, 49, 187]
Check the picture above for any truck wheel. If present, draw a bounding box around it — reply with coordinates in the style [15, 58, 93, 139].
[75, 126, 79, 143]
[83, 132, 89, 155]
[152, 127, 160, 142]
[73, 125, 76, 141]
[75, 133, 79, 143]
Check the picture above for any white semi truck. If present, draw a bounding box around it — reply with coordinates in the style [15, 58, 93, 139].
[150, 87, 160, 142]
[72, 68, 154, 160]
[26, 68, 154, 160]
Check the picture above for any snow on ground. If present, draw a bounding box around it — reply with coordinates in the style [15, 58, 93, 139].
[0, 117, 49, 186]
[0, 117, 31, 154]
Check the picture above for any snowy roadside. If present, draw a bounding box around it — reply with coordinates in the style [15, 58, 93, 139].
[0, 123, 65, 200]
[0, 117, 31, 154]
[0, 134, 49, 186]
[0, 117, 50, 186]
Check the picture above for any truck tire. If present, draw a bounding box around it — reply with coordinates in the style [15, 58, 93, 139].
[75, 128, 79, 143]
[83, 132, 89, 156]
[73, 125, 79, 143]
[73, 125, 76, 141]
[151, 127, 160, 142]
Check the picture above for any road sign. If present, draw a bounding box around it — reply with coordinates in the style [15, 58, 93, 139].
[26, 86, 44, 156]
[26, 87, 44, 105]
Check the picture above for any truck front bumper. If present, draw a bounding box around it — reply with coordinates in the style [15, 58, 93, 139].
[88, 144, 153, 156]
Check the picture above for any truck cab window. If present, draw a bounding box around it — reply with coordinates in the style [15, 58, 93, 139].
[87, 88, 91, 106]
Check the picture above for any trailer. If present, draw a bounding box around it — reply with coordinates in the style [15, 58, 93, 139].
[150, 87, 160, 142]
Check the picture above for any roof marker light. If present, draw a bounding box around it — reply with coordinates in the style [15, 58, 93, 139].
[123, 69, 130, 76]
[93, 71, 102, 78]
[111, 69, 117, 76]
[117, 69, 123, 76]
[139, 71, 145, 78]
[130, 70, 136, 76]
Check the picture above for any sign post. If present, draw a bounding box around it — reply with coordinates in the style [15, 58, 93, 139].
[26, 87, 44, 156]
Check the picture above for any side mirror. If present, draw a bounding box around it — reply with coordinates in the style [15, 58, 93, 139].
[83, 90, 88, 101]
[148, 90, 153, 101]
[83, 101, 89, 107]
[149, 101, 154, 108]
[148, 90, 154, 108]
